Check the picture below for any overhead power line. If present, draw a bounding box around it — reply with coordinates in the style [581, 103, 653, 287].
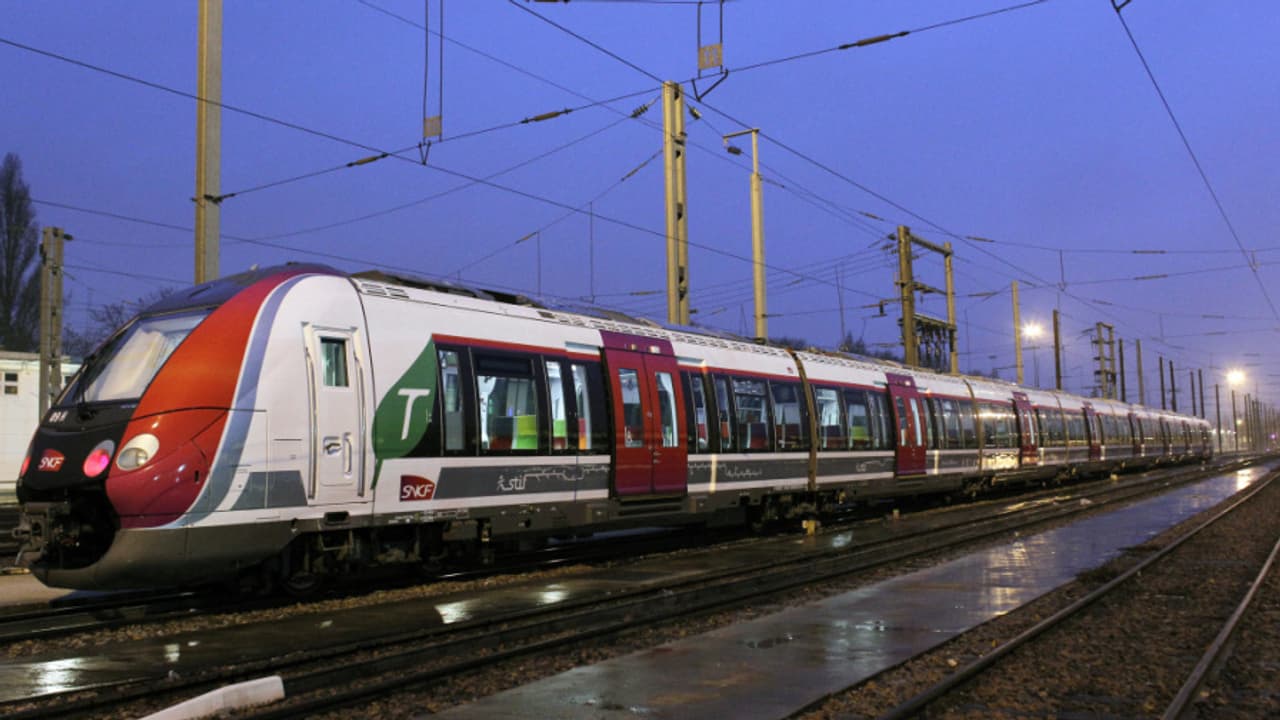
[728, 0, 1052, 76]
[504, 0, 1223, 371]
[1110, 5, 1279, 322]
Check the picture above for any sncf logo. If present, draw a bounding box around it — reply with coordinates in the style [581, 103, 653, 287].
[38, 450, 66, 472]
[400, 475, 437, 502]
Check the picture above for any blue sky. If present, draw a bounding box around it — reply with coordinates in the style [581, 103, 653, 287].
[2, 0, 1276, 406]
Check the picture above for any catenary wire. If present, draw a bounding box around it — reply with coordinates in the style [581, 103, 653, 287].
[1111, 5, 1278, 322]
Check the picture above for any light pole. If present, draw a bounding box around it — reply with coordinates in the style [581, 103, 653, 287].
[724, 129, 766, 342]
[1023, 321, 1044, 388]
[1228, 369, 1244, 453]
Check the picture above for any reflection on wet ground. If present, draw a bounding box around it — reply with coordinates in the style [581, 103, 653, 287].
[0, 465, 1268, 709]
[430, 466, 1272, 720]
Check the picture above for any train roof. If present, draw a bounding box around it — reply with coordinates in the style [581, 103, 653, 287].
[269, 264, 1201, 422]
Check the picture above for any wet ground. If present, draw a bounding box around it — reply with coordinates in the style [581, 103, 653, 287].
[0, 464, 1267, 712]
[428, 465, 1272, 719]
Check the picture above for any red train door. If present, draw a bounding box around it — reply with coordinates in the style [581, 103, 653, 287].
[602, 333, 688, 497]
[886, 373, 926, 476]
[1082, 403, 1102, 461]
[1012, 392, 1038, 466]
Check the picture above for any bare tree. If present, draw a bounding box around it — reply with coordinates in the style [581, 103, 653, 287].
[0, 153, 39, 352]
[63, 288, 175, 358]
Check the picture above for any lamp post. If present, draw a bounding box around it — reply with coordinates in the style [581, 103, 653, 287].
[723, 128, 766, 342]
[1023, 321, 1044, 388]
[1228, 369, 1244, 453]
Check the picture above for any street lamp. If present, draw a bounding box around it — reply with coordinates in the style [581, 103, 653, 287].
[1022, 322, 1044, 387]
[723, 128, 766, 342]
[1228, 369, 1244, 452]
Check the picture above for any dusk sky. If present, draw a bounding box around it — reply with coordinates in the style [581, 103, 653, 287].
[2, 1, 1276, 406]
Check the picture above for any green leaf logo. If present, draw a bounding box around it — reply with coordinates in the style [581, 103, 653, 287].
[373, 339, 438, 460]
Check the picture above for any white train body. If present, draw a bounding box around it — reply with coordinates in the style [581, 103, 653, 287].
[15, 266, 1214, 589]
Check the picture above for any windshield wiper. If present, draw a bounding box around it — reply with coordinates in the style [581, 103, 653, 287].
[73, 350, 100, 421]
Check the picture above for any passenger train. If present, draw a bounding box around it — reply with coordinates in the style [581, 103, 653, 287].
[14, 264, 1213, 591]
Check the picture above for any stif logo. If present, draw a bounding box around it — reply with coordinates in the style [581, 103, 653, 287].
[400, 475, 437, 501]
[38, 449, 66, 472]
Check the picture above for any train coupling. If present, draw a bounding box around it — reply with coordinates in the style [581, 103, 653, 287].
[10, 502, 65, 567]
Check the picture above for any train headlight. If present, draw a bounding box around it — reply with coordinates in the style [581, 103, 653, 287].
[116, 434, 160, 471]
[20, 453, 29, 477]
[83, 440, 116, 478]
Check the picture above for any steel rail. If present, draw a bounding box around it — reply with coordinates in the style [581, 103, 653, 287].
[1, 456, 1257, 719]
[875, 464, 1280, 720]
[142, 461, 1260, 719]
[1161, 522, 1280, 719]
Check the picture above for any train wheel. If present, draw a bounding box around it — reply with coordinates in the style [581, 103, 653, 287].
[278, 539, 329, 596]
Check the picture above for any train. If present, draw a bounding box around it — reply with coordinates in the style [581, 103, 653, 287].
[13, 264, 1214, 591]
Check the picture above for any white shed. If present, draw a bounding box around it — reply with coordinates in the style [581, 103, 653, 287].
[0, 352, 79, 501]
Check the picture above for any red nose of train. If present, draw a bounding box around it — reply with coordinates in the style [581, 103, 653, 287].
[104, 409, 227, 528]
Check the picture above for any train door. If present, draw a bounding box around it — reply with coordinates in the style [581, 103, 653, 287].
[1081, 403, 1102, 462]
[304, 324, 370, 504]
[886, 373, 926, 476]
[1012, 392, 1038, 467]
[602, 335, 687, 497]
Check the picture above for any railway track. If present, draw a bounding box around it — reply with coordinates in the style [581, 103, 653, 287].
[4, 456, 1259, 720]
[0, 523, 709, 644]
[0, 456, 1230, 642]
[871, 461, 1280, 719]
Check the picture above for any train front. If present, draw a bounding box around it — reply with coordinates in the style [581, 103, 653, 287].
[12, 265, 327, 590]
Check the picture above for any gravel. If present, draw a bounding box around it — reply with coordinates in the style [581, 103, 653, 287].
[800, 470, 1280, 719]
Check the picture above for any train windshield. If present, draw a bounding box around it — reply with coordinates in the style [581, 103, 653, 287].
[67, 310, 211, 404]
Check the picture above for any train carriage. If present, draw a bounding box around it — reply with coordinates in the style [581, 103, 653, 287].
[13, 265, 1213, 591]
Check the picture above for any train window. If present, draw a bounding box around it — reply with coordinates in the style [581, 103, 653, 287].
[319, 338, 349, 387]
[938, 399, 962, 449]
[476, 353, 541, 453]
[617, 368, 646, 448]
[956, 401, 977, 449]
[1065, 412, 1086, 446]
[979, 402, 1016, 448]
[846, 389, 893, 451]
[655, 372, 680, 448]
[683, 372, 711, 453]
[733, 377, 771, 451]
[546, 361, 571, 453]
[867, 391, 893, 450]
[1038, 409, 1065, 446]
[844, 390, 873, 450]
[908, 398, 925, 447]
[439, 350, 465, 452]
[920, 398, 937, 449]
[770, 382, 808, 451]
[571, 363, 608, 452]
[1017, 406, 1036, 448]
[893, 398, 910, 447]
[713, 376, 736, 452]
[814, 387, 843, 450]
[3, 372, 16, 396]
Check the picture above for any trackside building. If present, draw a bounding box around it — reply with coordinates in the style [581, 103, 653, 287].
[1, 352, 79, 501]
